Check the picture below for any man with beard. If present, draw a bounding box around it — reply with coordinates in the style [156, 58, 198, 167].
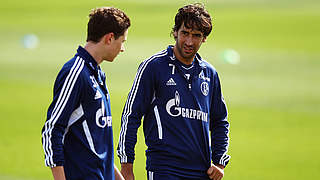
[117, 3, 230, 180]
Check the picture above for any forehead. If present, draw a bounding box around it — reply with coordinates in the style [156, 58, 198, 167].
[178, 22, 203, 34]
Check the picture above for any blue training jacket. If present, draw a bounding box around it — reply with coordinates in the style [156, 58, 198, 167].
[41, 46, 115, 180]
[117, 46, 230, 178]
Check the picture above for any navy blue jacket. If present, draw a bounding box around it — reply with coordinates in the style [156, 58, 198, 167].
[117, 46, 230, 178]
[41, 46, 115, 180]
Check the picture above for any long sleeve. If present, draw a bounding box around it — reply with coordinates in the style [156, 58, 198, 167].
[117, 59, 155, 164]
[210, 72, 230, 167]
[41, 59, 84, 167]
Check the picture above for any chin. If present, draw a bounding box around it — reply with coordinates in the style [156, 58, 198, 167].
[183, 53, 195, 59]
[105, 58, 115, 62]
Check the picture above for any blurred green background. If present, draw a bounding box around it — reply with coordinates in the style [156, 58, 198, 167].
[0, 0, 319, 179]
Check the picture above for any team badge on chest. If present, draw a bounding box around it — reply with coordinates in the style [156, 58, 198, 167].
[200, 82, 209, 96]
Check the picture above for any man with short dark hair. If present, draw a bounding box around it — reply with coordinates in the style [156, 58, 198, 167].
[117, 3, 230, 180]
[41, 7, 130, 180]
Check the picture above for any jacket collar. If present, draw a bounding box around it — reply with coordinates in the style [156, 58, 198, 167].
[166, 45, 207, 69]
[76, 46, 99, 72]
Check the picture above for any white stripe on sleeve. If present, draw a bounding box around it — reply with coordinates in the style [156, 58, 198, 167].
[154, 106, 162, 140]
[118, 50, 167, 162]
[42, 57, 84, 167]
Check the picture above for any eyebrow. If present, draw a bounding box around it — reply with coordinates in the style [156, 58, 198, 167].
[193, 33, 202, 36]
[181, 30, 202, 36]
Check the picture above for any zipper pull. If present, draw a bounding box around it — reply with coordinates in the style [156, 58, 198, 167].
[188, 83, 191, 90]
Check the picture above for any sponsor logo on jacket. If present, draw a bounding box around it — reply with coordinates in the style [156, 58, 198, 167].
[166, 91, 208, 122]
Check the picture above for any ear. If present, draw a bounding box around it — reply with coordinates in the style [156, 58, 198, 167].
[202, 36, 207, 43]
[173, 31, 178, 40]
[103, 32, 114, 45]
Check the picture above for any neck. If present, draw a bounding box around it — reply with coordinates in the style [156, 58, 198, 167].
[173, 46, 194, 65]
[84, 42, 103, 65]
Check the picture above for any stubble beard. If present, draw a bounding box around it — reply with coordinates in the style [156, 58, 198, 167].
[176, 42, 196, 62]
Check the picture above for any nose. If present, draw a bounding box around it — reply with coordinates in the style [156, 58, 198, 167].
[185, 35, 193, 46]
[120, 44, 125, 52]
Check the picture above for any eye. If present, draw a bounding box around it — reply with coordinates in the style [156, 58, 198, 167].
[193, 34, 202, 38]
[181, 31, 188, 36]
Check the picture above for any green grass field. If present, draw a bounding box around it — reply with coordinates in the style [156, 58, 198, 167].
[0, 0, 319, 179]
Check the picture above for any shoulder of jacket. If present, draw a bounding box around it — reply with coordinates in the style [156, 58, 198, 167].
[59, 57, 87, 80]
[140, 49, 169, 69]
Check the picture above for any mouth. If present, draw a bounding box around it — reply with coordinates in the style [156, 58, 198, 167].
[183, 46, 194, 54]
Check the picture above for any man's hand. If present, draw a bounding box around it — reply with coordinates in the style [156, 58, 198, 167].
[207, 164, 225, 180]
[121, 163, 134, 180]
[115, 165, 125, 180]
[51, 166, 66, 180]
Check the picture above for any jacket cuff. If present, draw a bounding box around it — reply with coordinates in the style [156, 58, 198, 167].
[213, 154, 230, 167]
[118, 154, 134, 164]
[46, 160, 64, 168]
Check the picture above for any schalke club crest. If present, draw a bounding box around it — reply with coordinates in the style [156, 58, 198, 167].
[200, 82, 209, 96]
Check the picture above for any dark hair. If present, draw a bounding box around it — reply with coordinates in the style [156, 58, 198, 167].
[172, 3, 212, 37]
[87, 7, 131, 42]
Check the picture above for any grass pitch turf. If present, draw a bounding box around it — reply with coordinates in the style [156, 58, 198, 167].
[0, 0, 319, 179]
